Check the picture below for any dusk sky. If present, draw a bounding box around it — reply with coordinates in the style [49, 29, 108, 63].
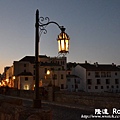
[0, 0, 120, 73]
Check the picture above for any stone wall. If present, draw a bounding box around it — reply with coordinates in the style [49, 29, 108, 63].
[1, 87, 120, 110]
[54, 91, 120, 109]
[0, 97, 52, 120]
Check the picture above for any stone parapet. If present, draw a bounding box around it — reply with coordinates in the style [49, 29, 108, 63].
[0, 98, 52, 120]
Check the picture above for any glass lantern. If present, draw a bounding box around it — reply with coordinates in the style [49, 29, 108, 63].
[57, 28, 70, 54]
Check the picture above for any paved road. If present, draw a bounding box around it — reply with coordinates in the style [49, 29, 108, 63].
[22, 98, 93, 120]
[0, 95, 113, 120]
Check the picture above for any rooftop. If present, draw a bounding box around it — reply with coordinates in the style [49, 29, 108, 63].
[19, 55, 48, 63]
[79, 63, 120, 71]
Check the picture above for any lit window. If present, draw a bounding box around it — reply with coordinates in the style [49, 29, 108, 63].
[24, 85, 29, 90]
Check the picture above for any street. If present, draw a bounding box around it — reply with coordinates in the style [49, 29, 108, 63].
[0, 94, 94, 120]
[22, 98, 93, 120]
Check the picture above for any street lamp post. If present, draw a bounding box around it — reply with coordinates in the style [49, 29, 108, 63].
[33, 9, 70, 108]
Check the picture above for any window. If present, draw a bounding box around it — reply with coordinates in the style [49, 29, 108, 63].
[107, 72, 111, 77]
[24, 64, 26, 67]
[75, 84, 78, 89]
[25, 77, 28, 81]
[68, 72, 70, 75]
[53, 74, 57, 80]
[88, 72, 90, 76]
[111, 85, 114, 88]
[101, 72, 106, 77]
[97, 79, 101, 85]
[34, 70, 35, 75]
[74, 79, 76, 83]
[88, 86, 91, 89]
[61, 84, 64, 89]
[95, 72, 100, 77]
[87, 79, 92, 85]
[24, 85, 29, 90]
[45, 68, 47, 73]
[101, 86, 103, 89]
[115, 79, 119, 84]
[62, 66, 64, 70]
[51, 68, 54, 70]
[67, 79, 70, 82]
[61, 74, 64, 79]
[106, 79, 110, 84]
[58, 68, 61, 70]
[115, 72, 117, 76]
[95, 86, 98, 89]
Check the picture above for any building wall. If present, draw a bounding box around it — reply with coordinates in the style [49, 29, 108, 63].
[72, 64, 120, 92]
[72, 65, 87, 92]
[18, 76, 34, 90]
[13, 61, 33, 76]
[6, 66, 13, 80]
[66, 77, 81, 92]
[5, 56, 67, 90]
[86, 71, 120, 92]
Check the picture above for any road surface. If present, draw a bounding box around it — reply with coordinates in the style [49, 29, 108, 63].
[0, 95, 113, 120]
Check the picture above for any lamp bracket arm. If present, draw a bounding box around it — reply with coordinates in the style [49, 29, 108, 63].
[39, 17, 65, 34]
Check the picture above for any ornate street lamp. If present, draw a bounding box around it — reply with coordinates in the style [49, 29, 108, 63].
[57, 27, 70, 54]
[33, 9, 70, 108]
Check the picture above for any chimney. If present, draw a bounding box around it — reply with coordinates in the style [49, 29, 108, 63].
[95, 62, 98, 67]
[112, 63, 116, 66]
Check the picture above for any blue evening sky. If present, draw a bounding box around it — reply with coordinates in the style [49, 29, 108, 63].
[0, 0, 120, 73]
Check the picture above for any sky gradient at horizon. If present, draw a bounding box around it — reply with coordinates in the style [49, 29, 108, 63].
[0, 0, 120, 73]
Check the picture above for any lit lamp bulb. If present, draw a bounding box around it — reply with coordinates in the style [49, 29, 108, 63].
[13, 76, 15, 79]
[57, 27, 70, 54]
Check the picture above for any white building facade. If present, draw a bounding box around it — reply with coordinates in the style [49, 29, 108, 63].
[73, 62, 120, 92]
[66, 75, 81, 92]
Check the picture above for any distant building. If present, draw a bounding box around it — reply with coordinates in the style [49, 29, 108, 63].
[66, 74, 81, 92]
[73, 62, 120, 92]
[5, 55, 67, 90]
[66, 62, 82, 92]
